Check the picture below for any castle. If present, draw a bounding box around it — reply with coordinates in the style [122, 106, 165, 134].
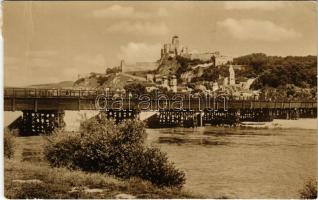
[160, 36, 189, 58]
[160, 35, 232, 65]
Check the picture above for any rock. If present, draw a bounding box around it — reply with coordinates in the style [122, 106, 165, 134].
[69, 187, 104, 194]
[12, 179, 43, 184]
[115, 193, 136, 199]
[84, 188, 104, 193]
[69, 186, 89, 193]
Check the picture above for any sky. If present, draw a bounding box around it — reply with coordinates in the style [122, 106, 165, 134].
[2, 1, 317, 87]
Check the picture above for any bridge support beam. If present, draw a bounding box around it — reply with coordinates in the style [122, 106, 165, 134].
[105, 109, 139, 123]
[20, 110, 65, 135]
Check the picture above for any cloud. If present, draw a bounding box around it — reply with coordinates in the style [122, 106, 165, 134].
[217, 18, 301, 41]
[93, 5, 168, 19]
[93, 5, 169, 36]
[117, 42, 161, 65]
[224, 1, 286, 10]
[107, 21, 169, 36]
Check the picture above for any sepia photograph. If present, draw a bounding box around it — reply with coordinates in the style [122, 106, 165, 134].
[2, 1, 317, 199]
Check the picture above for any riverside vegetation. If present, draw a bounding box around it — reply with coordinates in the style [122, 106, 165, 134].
[44, 115, 185, 187]
[4, 116, 193, 199]
[4, 129, 15, 159]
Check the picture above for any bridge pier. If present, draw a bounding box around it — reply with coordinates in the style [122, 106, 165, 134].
[105, 109, 139, 123]
[203, 109, 239, 126]
[20, 110, 65, 135]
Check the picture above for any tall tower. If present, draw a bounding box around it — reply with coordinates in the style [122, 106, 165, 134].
[211, 55, 216, 67]
[171, 36, 180, 55]
[229, 65, 235, 85]
[120, 60, 125, 72]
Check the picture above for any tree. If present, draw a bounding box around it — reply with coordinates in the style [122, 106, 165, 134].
[124, 83, 146, 96]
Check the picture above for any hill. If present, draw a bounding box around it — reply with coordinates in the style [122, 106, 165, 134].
[232, 53, 317, 89]
[28, 81, 74, 89]
[73, 72, 147, 90]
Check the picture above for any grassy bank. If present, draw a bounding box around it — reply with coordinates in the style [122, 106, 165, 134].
[4, 135, 198, 199]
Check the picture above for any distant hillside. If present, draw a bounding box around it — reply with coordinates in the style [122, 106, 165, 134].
[73, 72, 147, 90]
[232, 53, 317, 89]
[28, 81, 74, 89]
[126, 70, 155, 78]
[156, 54, 317, 89]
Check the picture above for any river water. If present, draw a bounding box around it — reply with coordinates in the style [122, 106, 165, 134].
[146, 120, 317, 198]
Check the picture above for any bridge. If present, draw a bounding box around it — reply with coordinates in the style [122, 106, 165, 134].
[4, 87, 317, 134]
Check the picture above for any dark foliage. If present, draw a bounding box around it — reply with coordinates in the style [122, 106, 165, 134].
[106, 66, 122, 74]
[124, 83, 147, 96]
[233, 53, 317, 89]
[299, 179, 317, 199]
[97, 76, 110, 86]
[44, 116, 185, 188]
[175, 56, 209, 79]
[74, 78, 85, 85]
[137, 148, 186, 187]
[4, 129, 14, 159]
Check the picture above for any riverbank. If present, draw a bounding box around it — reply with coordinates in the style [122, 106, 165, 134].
[4, 136, 198, 199]
[268, 118, 317, 129]
[240, 118, 317, 129]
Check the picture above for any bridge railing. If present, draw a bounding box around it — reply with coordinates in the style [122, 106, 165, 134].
[4, 87, 133, 99]
[4, 88, 317, 109]
[4, 88, 106, 98]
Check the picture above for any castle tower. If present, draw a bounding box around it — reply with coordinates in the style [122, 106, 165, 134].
[171, 35, 180, 55]
[163, 44, 169, 54]
[120, 60, 125, 72]
[211, 55, 216, 67]
[229, 64, 235, 85]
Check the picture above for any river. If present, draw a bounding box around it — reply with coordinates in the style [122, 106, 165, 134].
[146, 119, 317, 198]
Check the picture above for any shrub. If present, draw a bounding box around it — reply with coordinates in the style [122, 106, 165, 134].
[44, 132, 82, 169]
[4, 129, 15, 159]
[299, 179, 317, 199]
[138, 148, 185, 188]
[44, 114, 185, 188]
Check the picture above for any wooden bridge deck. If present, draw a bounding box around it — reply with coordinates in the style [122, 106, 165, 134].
[4, 87, 317, 111]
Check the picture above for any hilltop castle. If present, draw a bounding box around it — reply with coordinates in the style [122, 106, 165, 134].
[160, 36, 232, 65]
[160, 35, 189, 58]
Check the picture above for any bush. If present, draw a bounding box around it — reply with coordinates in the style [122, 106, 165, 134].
[4, 129, 15, 159]
[124, 83, 146, 95]
[299, 179, 317, 199]
[44, 114, 185, 188]
[138, 148, 185, 188]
